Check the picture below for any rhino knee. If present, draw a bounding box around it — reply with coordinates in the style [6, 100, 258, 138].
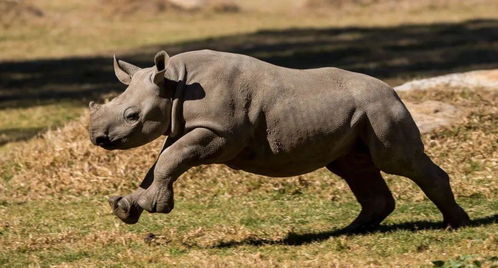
[137, 182, 175, 214]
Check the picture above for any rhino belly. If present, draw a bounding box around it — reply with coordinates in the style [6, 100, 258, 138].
[225, 123, 359, 177]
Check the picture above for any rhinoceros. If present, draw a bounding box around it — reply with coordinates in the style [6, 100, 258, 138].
[88, 49, 470, 231]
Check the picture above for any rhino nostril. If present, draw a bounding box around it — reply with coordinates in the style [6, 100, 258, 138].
[95, 135, 110, 146]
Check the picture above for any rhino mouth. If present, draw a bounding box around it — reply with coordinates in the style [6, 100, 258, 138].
[98, 137, 125, 150]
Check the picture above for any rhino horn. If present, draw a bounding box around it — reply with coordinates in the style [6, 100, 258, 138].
[88, 101, 101, 113]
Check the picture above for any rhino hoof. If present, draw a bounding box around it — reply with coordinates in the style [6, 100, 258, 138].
[108, 196, 143, 224]
[444, 207, 471, 229]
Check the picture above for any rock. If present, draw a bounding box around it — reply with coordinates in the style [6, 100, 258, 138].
[167, 0, 204, 10]
[395, 69, 498, 92]
[166, 0, 239, 12]
[403, 100, 465, 134]
[394, 69, 497, 133]
[103, 0, 239, 15]
[144, 233, 156, 245]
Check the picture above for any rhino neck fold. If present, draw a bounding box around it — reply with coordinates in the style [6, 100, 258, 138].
[164, 63, 186, 138]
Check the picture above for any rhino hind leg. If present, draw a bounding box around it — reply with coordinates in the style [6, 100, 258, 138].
[326, 152, 395, 233]
[372, 151, 470, 228]
[363, 100, 470, 228]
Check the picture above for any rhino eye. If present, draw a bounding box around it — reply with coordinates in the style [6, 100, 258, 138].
[124, 108, 140, 123]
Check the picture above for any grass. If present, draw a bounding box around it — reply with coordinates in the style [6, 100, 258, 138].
[0, 101, 83, 149]
[0, 86, 496, 266]
[0, 196, 496, 267]
[1, 0, 498, 61]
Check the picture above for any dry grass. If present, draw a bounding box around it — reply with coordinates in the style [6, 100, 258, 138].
[1, 87, 496, 204]
[0, 112, 350, 202]
[0, 86, 496, 267]
[397, 88, 498, 200]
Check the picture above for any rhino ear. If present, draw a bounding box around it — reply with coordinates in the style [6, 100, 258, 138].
[113, 55, 140, 85]
[153, 50, 170, 85]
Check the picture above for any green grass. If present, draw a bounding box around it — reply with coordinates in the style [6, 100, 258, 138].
[0, 101, 83, 149]
[0, 195, 496, 267]
[0, 80, 496, 267]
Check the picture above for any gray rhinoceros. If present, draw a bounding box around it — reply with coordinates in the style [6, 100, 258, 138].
[88, 49, 469, 231]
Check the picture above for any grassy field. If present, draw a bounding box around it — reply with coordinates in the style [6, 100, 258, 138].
[0, 87, 496, 266]
[1, 0, 497, 266]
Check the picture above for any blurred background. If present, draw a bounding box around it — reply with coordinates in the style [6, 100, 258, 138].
[1, 0, 497, 148]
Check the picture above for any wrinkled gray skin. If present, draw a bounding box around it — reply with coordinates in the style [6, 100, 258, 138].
[89, 50, 470, 230]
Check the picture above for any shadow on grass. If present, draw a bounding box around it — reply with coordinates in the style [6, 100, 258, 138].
[0, 127, 44, 146]
[213, 214, 498, 248]
[1, 19, 498, 109]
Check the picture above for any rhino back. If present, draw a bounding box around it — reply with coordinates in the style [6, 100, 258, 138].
[172, 50, 400, 176]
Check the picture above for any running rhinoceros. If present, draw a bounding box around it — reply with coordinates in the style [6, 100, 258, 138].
[88, 50, 469, 231]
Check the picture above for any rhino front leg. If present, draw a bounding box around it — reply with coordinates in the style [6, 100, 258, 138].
[108, 139, 172, 224]
[137, 128, 232, 214]
[108, 165, 159, 224]
[109, 163, 168, 223]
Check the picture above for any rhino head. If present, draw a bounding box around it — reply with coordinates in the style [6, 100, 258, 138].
[89, 51, 173, 150]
